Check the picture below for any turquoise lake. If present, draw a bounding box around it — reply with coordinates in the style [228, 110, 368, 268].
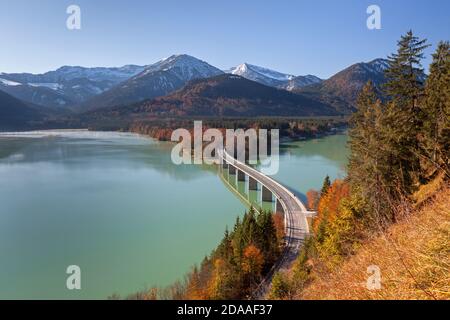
[0, 130, 348, 299]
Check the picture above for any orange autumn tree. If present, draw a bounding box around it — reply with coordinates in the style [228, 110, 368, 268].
[312, 178, 367, 265]
[185, 265, 209, 300]
[314, 180, 350, 232]
[242, 244, 264, 277]
[313, 179, 350, 244]
[306, 189, 320, 210]
[272, 213, 285, 246]
[206, 258, 226, 300]
[163, 209, 284, 300]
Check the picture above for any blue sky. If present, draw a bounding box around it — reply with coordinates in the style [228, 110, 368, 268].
[1, 0, 448, 78]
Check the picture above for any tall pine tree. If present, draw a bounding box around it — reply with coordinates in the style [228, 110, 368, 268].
[321, 175, 331, 195]
[348, 81, 387, 220]
[421, 41, 450, 177]
[383, 30, 429, 197]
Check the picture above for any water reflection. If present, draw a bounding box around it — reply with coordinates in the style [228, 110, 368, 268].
[217, 165, 276, 213]
[0, 135, 215, 182]
[215, 134, 349, 210]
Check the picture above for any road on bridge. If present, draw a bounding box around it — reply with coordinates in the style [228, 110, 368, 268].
[219, 149, 310, 298]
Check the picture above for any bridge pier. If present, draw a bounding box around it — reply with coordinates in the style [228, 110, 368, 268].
[237, 170, 246, 182]
[248, 177, 258, 190]
[262, 185, 273, 202]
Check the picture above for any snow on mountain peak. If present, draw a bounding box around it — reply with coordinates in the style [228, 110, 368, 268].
[235, 63, 249, 74]
[51, 65, 146, 82]
[230, 63, 295, 82]
[0, 78, 22, 86]
[137, 54, 223, 81]
[366, 58, 389, 73]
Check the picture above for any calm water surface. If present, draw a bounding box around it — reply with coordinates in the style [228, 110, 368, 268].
[0, 130, 348, 299]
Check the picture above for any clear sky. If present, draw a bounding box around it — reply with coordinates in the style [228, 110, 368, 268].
[1, 0, 449, 78]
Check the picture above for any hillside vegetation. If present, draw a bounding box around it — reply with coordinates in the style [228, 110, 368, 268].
[0, 89, 44, 130]
[269, 32, 449, 300]
[299, 183, 449, 300]
[85, 74, 337, 122]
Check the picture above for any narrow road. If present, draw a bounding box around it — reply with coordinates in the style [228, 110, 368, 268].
[218, 149, 310, 298]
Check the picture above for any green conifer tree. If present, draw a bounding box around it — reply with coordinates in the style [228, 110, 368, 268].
[383, 30, 429, 196]
[421, 41, 450, 177]
[321, 175, 331, 195]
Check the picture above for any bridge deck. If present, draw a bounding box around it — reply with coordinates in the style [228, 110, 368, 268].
[218, 150, 310, 298]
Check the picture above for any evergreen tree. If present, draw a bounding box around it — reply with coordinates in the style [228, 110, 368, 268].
[234, 216, 241, 232]
[321, 175, 331, 195]
[232, 213, 246, 260]
[421, 41, 450, 177]
[383, 30, 429, 195]
[257, 211, 279, 266]
[348, 81, 387, 220]
[269, 272, 290, 299]
[216, 227, 233, 262]
[242, 208, 258, 245]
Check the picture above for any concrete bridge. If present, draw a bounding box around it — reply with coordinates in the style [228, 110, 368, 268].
[217, 149, 313, 298]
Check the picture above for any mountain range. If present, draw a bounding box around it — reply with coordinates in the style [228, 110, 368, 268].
[0, 54, 395, 130]
[0, 65, 145, 109]
[80, 54, 224, 110]
[86, 74, 337, 121]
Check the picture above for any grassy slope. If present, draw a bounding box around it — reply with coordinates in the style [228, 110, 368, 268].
[298, 186, 449, 300]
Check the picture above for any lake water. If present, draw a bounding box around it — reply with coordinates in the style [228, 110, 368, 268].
[0, 130, 348, 299]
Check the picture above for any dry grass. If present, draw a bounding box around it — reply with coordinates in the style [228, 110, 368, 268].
[413, 171, 446, 206]
[297, 185, 450, 300]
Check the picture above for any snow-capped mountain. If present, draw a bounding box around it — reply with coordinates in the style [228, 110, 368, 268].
[82, 54, 224, 110]
[0, 65, 146, 108]
[229, 63, 295, 81]
[1, 56, 398, 116]
[282, 75, 323, 91]
[227, 63, 322, 90]
[0, 77, 74, 108]
[140, 54, 223, 81]
[3, 65, 145, 84]
[228, 63, 294, 87]
[364, 58, 390, 74]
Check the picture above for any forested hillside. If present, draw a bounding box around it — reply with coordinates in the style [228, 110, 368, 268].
[269, 32, 449, 300]
[0, 90, 44, 130]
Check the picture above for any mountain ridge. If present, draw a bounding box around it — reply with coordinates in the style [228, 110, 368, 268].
[1, 55, 394, 129]
[80, 54, 224, 111]
[227, 63, 322, 90]
[0, 64, 146, 108]
[295, 58, 391, 113]
[85, 74, 338, 121]
[0, 89, 44, 130]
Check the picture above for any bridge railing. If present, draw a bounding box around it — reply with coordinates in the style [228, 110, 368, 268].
[220, 149, 310, 234]
[218, 148, 310, 298]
